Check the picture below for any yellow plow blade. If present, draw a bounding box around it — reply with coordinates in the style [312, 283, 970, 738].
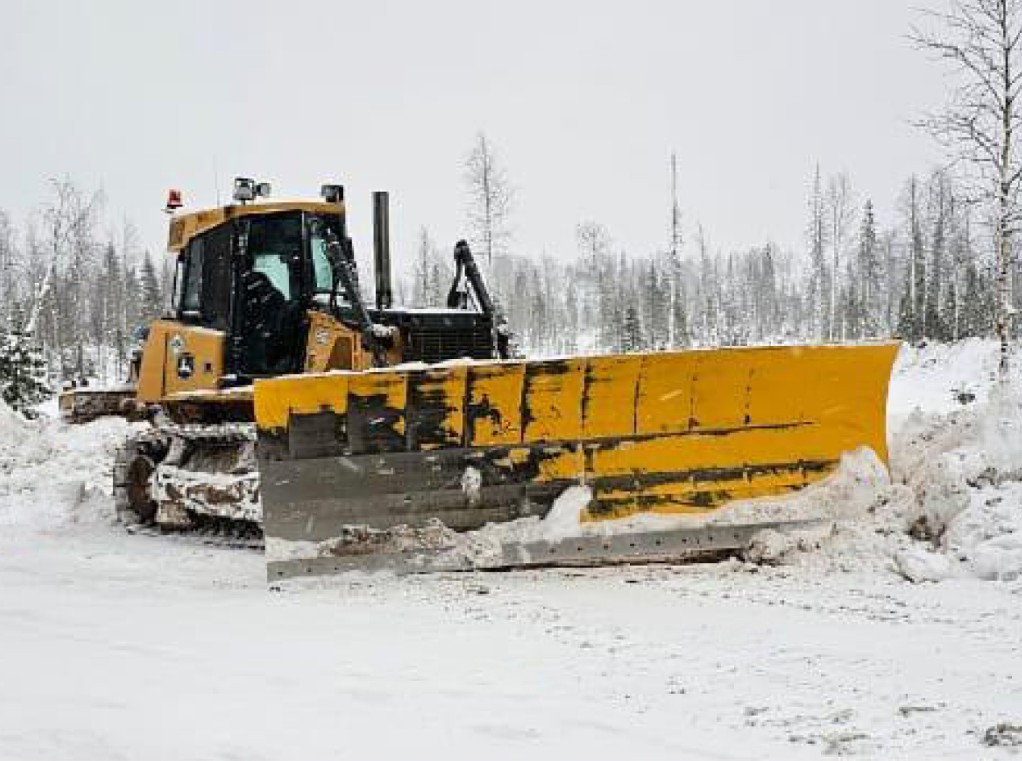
[254, 343, 899, 577]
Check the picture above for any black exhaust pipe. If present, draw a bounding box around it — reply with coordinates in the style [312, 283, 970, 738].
[373, 191, 393, 310]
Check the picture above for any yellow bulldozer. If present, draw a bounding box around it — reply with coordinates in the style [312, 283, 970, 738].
[62, 177, 899, 579]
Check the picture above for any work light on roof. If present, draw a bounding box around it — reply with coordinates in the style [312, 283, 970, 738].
[233, 177, 271, 204]
[321, 184, 344, 203]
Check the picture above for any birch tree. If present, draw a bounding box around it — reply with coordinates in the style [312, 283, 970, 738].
[0, 210, 16, 328]
[464, 133, 513, 267]
[826, 172, 855, 340]
[912, 0, 1022, 377]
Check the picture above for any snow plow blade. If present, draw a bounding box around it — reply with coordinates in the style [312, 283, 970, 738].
[254, 343, 899, 579]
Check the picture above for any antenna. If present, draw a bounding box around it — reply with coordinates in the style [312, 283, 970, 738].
[213, 157, 221, 206]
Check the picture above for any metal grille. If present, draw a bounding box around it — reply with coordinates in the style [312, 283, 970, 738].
[405, 319, 494, 363]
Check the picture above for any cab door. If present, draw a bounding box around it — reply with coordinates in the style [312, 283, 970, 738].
[162, 226, 230, 396]
[236, 212, 307, 377]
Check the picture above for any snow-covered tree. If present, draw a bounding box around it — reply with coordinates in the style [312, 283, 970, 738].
[912, 0, 1022, 377]
[805, 165, 829, 340]
[0, 315, 52, 418]
[826, 172, 855, 341]
[464, 133, 513, 267]
[137, 251, 163, 324]
[857, 200, 883, 337]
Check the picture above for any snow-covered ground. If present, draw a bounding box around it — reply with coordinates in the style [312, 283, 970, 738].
[2, 340, 1022, 760]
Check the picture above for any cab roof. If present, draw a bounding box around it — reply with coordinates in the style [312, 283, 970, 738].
[167, 200, 344, 253]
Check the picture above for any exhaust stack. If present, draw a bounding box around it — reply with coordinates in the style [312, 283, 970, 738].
[373, 191, 393, 310]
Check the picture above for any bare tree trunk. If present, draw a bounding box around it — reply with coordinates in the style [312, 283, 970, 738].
[998, 2, 1015, 378]
[668, 153, 682, 348]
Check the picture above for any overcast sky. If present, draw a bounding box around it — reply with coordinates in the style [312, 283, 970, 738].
[0, 0, 948, 271]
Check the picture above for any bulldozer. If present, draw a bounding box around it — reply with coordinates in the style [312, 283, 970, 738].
[84, 176, 898, 579]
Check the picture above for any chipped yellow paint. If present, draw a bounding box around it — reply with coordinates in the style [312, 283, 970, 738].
[254, 373, 350, 431]
[507, 447, 533, 465]
[467, 363, 525, 446]
[532, 445, 585, 482]
[410, 366, 468, 448]
[349, 371, 407, 438]
[522, 359, 585, 443]
[585, 475, 813, 520]
[634, 470, 815, 510]
[253, 342, 900, 522]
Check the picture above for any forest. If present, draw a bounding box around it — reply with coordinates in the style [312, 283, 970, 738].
[0, 156, 1009, 396]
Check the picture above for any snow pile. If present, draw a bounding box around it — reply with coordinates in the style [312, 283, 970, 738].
[755, 341, 1021, 582]
[718, 448, 890, 527]
[470, 484, 594, 543]
[884, 387, 1022, 581]
[0, 398, 136, 532]
[0, 397, 34, 444]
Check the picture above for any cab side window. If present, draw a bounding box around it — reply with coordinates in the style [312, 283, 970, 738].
[180, 238, 203, 315]
[200, 225, 232, 330]
[247, 213, 302, 302]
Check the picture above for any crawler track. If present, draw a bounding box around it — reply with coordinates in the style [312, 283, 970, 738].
[114, 423, 263, 539]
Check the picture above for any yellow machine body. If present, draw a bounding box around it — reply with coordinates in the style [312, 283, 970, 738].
[133, 311, 377, 410]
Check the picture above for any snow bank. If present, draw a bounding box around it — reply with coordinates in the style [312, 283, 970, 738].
[887, 338, 999, 422]
[795, 340, 1022, 582]
[885, 386, 1022, 581]
[0, 397, 33, 444]
[0, 398, 137, 532]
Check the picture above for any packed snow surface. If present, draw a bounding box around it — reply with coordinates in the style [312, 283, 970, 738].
[2, 340, 1022, 760]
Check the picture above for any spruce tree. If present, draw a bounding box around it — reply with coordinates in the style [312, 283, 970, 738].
[0, 324, 52, 418]
[138, 251, 163, 324]
[961, 262, 994, 338]
[621, 306, 643, 352]
[806, 165, 830, 340]
[857, 200, 882, 337]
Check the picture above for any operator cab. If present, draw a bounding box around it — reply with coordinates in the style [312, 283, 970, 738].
[166, 179, 506, 387]
[170, 200, 348, 378]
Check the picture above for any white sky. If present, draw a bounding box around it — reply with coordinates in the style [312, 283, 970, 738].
[0, 0, 947, 270]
